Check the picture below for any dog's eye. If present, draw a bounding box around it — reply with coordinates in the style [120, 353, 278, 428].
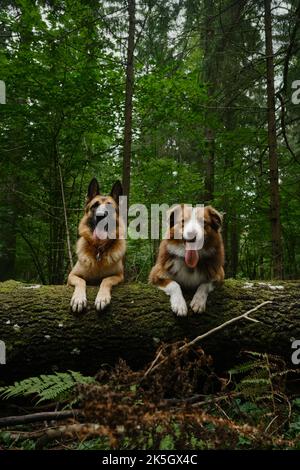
[91, 202, 99, 209]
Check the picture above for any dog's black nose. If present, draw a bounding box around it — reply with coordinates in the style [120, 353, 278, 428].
[96, 211, 109, 224]
[185, 235, 196, 243]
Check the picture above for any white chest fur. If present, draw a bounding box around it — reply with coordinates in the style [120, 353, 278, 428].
[169, 257, 206, 289]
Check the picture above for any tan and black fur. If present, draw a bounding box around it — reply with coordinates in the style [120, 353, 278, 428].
[149, 205, 224, 316]
[68, 178, 126, 313]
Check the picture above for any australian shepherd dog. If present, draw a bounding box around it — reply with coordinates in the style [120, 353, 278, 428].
[149, 204, 224, 316]
[68, 178, 126, 313]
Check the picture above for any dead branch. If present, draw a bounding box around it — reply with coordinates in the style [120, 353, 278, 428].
[146, 301, 272, 377]
[0, 410, 81, 427]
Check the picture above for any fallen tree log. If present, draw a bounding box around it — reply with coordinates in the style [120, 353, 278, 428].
[0, 279, 299, 382]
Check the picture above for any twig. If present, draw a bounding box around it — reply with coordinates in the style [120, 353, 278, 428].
[277, 93, 300, 165]
[35, 423, 109, 450]
[184, 301, 272, 349]
[0, 410, 81, 427]
[265, 415, 278, 433]
[147, 301, 272, 376]
[160, 393, 207, 407]
[161, 392, 242, 408]
[7, 425, 59, 439]
[143, 348, 163, 378]
[7, 423, 105, 449]
[214, 402, 231, 421]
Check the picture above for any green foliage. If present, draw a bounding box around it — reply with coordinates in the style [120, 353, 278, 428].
[0, 350, 299, 450]
[229, 353, 277, 401]
[0, 431, 36, 450]
[75, 438, 109, 451]
[0, 0, 299, 283]
[0, 370, 95, 403]
[159, 434, 175, 450]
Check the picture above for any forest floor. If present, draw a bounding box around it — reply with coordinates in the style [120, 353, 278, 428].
[0, 342, 300, 450]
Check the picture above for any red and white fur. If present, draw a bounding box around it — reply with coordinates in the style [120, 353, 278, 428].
[149, 205, 224, 316]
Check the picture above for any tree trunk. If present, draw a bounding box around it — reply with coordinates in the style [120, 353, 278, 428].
[230, 215, 239, 277]
[201, 0, 216, 204]
[221, 1, 244, 278]
[203, 128, 215, 204]
[0, 183, 17, 281]
[264, 0, 283, 279]
[48, 145, 65, 284]
[0, 279, 299, 383]
[122, 0, 135, 205]
[57, 159, 74, 272]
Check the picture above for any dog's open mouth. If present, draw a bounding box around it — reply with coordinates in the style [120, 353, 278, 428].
[93, 222, 109, 240]
[183, 237, 199, 268]
[92, 207, 113, 240]
[184, 243, 199, 268]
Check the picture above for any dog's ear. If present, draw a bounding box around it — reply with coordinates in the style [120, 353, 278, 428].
[86, 178, 100, 203]
[110, 180, 123, 204]
[206, 206, 223, 231]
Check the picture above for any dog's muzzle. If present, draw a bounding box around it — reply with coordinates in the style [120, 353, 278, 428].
[96, 209, 109, 225]
[184, 235, 197, 243]
[95, 205, 114, 233]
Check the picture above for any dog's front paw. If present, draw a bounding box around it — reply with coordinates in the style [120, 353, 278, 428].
[170, 295, 188, 317]
[190, 293, 207, 313]
[70, 293, 87, 313]
[95, 292, 111, 311]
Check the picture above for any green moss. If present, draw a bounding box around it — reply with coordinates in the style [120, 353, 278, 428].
[0, 280, 23, 293]
[223, 278, 242, 288]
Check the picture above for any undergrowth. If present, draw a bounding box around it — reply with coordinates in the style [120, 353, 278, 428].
[0, 344, 299, 450]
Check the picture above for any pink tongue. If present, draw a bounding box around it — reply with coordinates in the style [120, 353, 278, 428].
[93, 228, 108, 240]
[184, 249, 199, 268]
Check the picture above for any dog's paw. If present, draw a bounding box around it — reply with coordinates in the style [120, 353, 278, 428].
[70, 293, 87, 313]
[170, 295, 188, 317]
[190, 293, 207, 313]
[95, 292, 111, 312]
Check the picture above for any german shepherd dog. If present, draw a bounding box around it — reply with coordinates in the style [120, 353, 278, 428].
[149, 204, 224, 316]
[68, 178, 126, 313]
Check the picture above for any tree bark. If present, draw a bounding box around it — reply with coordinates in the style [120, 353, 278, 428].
[201, 0, 216, 205]
[122, 0, 136, 205]
[264, 0, 283, 279]
[203, 128, 215, 204]
[57, 159, 74, 272]
[0, 181, 17, 281]
[0, 279, 299, 383]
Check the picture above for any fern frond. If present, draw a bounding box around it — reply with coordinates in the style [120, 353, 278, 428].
[240, 378, 269, 385]
[229, 361, 267, 375]
[0, 370, 95, 403]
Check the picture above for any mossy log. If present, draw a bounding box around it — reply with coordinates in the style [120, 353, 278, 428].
[0, 280, 299, 382]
